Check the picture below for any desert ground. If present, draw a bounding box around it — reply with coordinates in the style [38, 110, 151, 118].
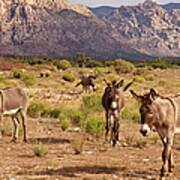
[0, 58, 180, 180]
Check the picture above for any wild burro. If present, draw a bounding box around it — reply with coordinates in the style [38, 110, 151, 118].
[0, 87, 28, 143]
[131, 88, 180, 177]
[102, 79, 133, 146]
[76, 75, 97, 93]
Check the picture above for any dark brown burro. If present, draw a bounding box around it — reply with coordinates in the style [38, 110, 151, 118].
[0, 87, 28, 142]
[130, 88, 180, 177]
[102, 79, 133, 146]
[76, 75, 97, 93]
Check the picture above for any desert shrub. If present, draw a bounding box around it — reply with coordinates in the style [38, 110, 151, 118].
[82, 94, 103, 113]
[133, 68, 148, 76]
[28, 57, 44, 66]
[132, 112, 140, 123]
[144, 74, 154, 81]
[72, 135, 85, 154]
[136, 138, 147, 148]
[113, 59, 135, 74]
[94, 67, 104, 77]
[158, 80, 166, 86]
[22, 72, 36, 87]
[125, 134, 137, 145]
[86, 116, 105, 137]
[153, 134, 159, 144]
[78, 70, 84, 76]
[27, 101, 47, 118]
[66, 109, 85, 125]
[62, 73, 75, 82]
[58, 59, 71, 70]
[133, 75, 145, 83]
[61, 119, 69, 131]
[49, 108, 61, 118]
[0, 77, 17, 87]
[33, 142, 48, 157]
[12, 68, 23, 78]
[12, 68, 36, 86]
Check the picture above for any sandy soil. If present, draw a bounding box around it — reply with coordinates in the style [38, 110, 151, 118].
[0, 117, 179, 180]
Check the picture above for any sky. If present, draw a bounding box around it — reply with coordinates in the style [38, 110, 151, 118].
[67, 0, 180, 7]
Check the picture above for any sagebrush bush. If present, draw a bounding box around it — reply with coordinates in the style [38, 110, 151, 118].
[12, 68, 36, 86]
[72, 135, 85, 154]
[33, 142, 48, 157]
[66, 109, 85, 125]
[58, 59, 71, 70]
[144, 74, 154, 81]
[12, 68, 23, 79]
[61, 119, 69, 131]
[49, 108, 61, 118]
[113, 59, 135, 74]
[133, 75, 145, 83]
[158, 80, 166, 86]
[28, 101, 47, 118]
[82, 94, 103, 113]
[62, 73, 75, 82]
[86, 116, 105, 137]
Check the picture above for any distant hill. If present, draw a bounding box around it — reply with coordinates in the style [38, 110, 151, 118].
[93, 0, 180, 58]
[88, 6, 116, 18]
[0, 0, 151, 60]
[161, 3, 180, 11]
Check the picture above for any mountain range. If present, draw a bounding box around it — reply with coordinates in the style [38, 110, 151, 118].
[1, 0, 180, 60]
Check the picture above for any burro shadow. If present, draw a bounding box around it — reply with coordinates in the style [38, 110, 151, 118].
[28, 137, 71, 144]
[33, 165, 126, 177]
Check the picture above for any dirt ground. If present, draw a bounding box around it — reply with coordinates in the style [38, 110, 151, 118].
[0, 65, 180, 180]
[0, 117, 180, 180]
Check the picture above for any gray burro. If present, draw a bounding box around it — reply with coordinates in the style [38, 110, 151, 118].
[131, 88, 180, 177]
[0, 87, 28, 143]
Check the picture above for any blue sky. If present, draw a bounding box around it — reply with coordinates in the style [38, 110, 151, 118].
[67, 0, 180, 7]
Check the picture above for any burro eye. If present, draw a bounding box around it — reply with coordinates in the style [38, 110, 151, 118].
[149, 111, 153, 114]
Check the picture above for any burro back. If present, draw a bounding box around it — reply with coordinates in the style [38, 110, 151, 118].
[0, 86, 28, 142]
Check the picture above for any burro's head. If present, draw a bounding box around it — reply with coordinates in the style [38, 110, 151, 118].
[104, 79, 124, 111]
[130, 88, 159, 136]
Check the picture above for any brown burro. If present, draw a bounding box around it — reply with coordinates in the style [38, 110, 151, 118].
[102, 79, 133, 146]
[0, 87, 28, 142]
[76, 75, 97, 93]
[130, 88, 180, 177]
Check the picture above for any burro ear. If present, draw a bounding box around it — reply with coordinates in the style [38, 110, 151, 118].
[103, 79, 111, 86]
[117, 79, 124, 88]
[149, 88, 158, 101]
[130, 90, 144, 104]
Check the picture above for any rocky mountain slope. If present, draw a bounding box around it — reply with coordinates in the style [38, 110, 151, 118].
[93, 0, 180, 57]
[0, 0, 151, 60]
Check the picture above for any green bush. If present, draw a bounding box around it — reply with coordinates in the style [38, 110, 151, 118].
[86, 116, 105, 137]
[12, 68, 36, 86]
[133, 75, 145, 83]
[22, 72, 36, 87]
[66, 109, 85, 125]
[113, 59, 135, 74]
[61, 119, 69, 131]
[27, 101, 47, 118]
[144, 74, 154, 81]
[58, 59, 71, 70]
[72, 136, 84, 154]
[82, 95, 103, 113]
[49, 108, 61, 118]
[12, 68, 23, 79]
[158, 80, 166, 86]
[33, 142, 48, 157]
[62, 73, 75, 82]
